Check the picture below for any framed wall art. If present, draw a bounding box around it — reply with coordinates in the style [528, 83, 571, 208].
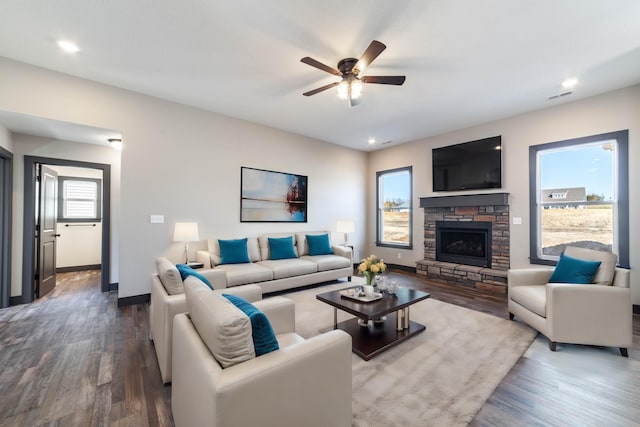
[240, 167, 308, 222]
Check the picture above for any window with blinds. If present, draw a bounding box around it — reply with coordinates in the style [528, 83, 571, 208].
[58, 177, 102, 222]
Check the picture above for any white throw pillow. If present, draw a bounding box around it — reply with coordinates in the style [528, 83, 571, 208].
[156, 257, 184, 295]
[184, 277, 255, 368]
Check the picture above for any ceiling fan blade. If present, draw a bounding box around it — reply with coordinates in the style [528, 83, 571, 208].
[355, 40, 386, 72]
[361, 75, 406, 85]
[300, 57, 341, 76]
[303, 81, 340, 96]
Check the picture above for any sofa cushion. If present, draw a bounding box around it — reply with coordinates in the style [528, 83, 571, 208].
[295, 232, 327, 256]
[258, 234, 297, 260]
[215, 263, 273, 287]
[183, 277, 255, 368]
[301, 254, 351, 272]
[549, 253, 601, 284]
[209, 237, 261, 265]
[258, 258, 317, 279]
[219, 238, 251, 265]
[306, 233, 333, 256]
[563, 246, 617, 285]
[510, 285, 547, 318]
[176, 264, 213, 289]
[156, 257, 184, 295]
[223, 294, 279, 356]
[268, 236, 298, 260]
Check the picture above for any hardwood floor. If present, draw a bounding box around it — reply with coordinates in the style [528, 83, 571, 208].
[0, 268, 637, 426]
[0, 270, 172, 426]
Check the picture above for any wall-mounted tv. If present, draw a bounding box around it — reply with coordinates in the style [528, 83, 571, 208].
[432, 136, 502, 192]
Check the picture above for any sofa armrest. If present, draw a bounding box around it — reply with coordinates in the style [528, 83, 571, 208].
[332, 245, 353, 262]
[508, 268, 553, 288]
[198, 268, 228, 290]
[151, 275, 188, 383]
[547, 283, 633, 347]
[612, 267, 630, 288]
[253, 296, 295, 335]
[196, 250, 212, 269]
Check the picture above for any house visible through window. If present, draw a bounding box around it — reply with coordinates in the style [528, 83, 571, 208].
[58, 177, 102, 222]
[376, 167, 412, 249]
[529, 130, 628, 267]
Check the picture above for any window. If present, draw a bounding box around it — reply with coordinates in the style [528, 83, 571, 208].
[58, 177, 102, 222]
[376, 167, 412, 249]
[529, 130, 628, 267]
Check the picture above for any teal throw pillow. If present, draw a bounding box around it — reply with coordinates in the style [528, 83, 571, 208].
[268, 236, 297, 260]
[223, 294, 279, 356]
[218, 238, 251, 264]
[176, 264, 213, 289]
[548, 253, 602, 284]
[306, 233, 333, 255]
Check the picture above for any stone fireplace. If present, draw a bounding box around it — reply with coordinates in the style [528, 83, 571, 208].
[416, 193, 509, 293]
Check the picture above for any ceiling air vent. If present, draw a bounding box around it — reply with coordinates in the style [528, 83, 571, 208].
[548, 91, 573, 100]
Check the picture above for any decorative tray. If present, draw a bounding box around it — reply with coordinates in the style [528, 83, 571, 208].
[340, 289, 383, 302]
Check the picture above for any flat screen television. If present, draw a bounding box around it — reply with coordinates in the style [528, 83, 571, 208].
[432, 136, 502, 192]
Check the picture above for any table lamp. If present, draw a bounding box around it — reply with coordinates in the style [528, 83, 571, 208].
[173, 222, 199, 263]
[336, 220, 355, 245]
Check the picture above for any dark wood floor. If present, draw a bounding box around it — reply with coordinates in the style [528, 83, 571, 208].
[0, 268, 637, 426]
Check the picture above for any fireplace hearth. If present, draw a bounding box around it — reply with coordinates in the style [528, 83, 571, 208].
[436, 221, 492, 268]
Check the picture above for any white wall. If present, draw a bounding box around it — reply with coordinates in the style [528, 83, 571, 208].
[49, 165, 103, 269]
[0, 123, 11, 151]
[0, 58, 367, 299]
[368, 84, 640, 304]
[10, 134, 121, 296]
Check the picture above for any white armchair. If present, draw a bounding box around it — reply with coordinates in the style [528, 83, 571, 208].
[508, 246, 632, 357]
[171, 277, 353, 427]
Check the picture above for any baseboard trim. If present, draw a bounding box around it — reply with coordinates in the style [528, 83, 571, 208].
[56, 264, 101, 273]
[634, 304, 639, 315]
[387, 263, 417, 273]
[117, 293, 150, 308]
[109, 282, 118, 292]
[9, 296, 24, 306]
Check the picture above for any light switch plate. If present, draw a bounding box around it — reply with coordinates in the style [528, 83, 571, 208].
[512, 217, 522, 225]
[150, 215, 164, 224]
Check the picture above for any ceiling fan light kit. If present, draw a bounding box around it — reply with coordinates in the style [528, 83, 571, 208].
[301, 40, 406, 107]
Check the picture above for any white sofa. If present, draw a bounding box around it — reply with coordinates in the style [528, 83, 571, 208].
[172, 276, 352, 427]
[151, 260, 264, 384]
[196, 232, 353, 294]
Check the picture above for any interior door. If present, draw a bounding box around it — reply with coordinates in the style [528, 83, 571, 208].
[37, 165, 58, 298]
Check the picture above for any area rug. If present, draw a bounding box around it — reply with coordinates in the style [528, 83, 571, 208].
[280, 281, 537, 427]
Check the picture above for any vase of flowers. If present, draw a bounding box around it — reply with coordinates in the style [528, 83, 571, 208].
[358, 255, 387, 287]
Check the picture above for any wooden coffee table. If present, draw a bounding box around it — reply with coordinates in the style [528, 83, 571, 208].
[316, 286, 431, 360]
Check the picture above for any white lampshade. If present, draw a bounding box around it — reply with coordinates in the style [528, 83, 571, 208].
[336, 220, 355, 234]
[173, 222, 199, 242]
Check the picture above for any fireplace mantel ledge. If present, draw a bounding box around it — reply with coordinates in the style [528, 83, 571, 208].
[419, 192, 509, 208]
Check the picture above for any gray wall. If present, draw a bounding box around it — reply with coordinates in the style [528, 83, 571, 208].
[368, 84, 640, 304]
[0, 57, 367, 299]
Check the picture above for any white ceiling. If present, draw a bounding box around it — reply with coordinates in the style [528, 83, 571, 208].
[1, 0, 640, 151]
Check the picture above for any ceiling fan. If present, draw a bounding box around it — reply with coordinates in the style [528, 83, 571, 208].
[301, 40, 406, 107]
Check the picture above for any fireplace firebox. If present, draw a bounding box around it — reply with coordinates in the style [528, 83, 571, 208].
[435, 221, 492, 268]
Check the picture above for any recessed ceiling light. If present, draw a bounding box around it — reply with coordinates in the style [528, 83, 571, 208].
[561, 77, 578, 89]
[57, 40, 79, 54]
[368, 138, 376, 144]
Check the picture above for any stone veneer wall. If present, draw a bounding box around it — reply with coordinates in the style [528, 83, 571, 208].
[416, 194, 510, 293]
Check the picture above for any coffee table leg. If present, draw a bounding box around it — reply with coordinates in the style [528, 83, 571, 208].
[396, 307, 410, 331]
[333, 308, 338, 329]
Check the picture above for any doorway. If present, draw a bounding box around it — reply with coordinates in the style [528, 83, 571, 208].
[22, 156, 111, 303]
[0, 146, 12, 308]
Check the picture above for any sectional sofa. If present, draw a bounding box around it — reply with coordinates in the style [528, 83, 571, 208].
[151, 231, 353, 383]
